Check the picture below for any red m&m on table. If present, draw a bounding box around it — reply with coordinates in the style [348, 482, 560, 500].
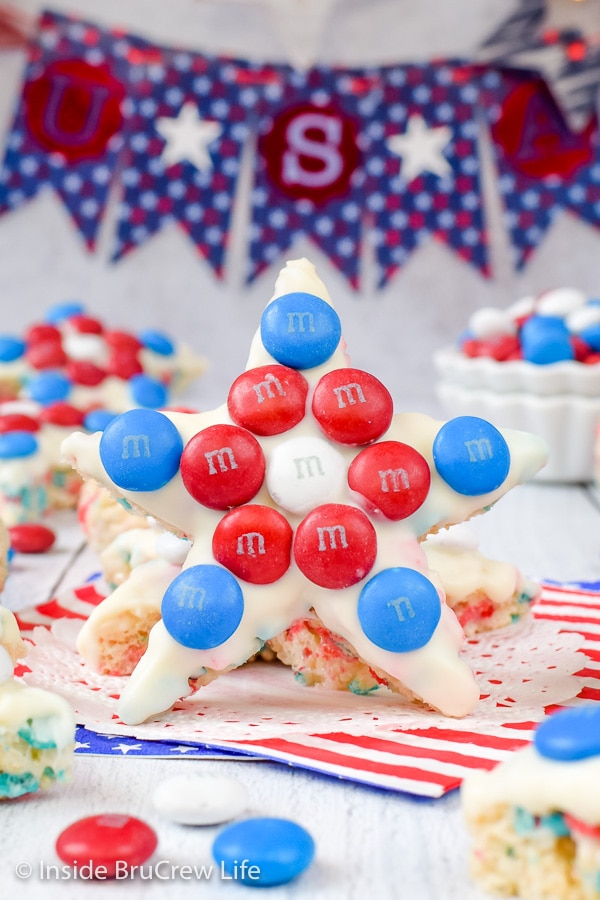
[9, 523, 56, 553]
[56, 814, 158, 879]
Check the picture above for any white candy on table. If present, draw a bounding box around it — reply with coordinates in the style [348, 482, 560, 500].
[153, 774, 249, 825]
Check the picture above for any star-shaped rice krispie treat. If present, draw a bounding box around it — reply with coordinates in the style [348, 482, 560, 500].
[62, 259, 548, 725]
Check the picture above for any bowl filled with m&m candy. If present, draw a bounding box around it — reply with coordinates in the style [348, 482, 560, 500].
[433, 288, 600, 482]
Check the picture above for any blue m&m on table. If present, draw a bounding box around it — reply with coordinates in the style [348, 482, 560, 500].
[433, 416, 510, 496]
[260, 292, 341, 370]
[212, 817, 315, 887]
[534, 705, 600, 761]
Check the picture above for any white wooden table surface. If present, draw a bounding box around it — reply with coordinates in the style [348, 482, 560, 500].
[1, 481, 599, 900]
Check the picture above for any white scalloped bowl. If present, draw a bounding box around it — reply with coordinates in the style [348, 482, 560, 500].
[436, 381, 600, 483]
[433, 346, 600, 397]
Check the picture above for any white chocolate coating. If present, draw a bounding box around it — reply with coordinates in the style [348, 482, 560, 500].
[0, 679, 75, 751]
[462, 743, 600, 827]
[63, 259, 548, 725]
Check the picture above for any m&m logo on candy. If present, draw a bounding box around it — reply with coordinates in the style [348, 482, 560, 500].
[181, 424, 265, 510]
[433, 416, 510, 496]
[227, 365, 308, 436]
[260, 292, 341, 369]
[348, 441, 431, 520]
[312, 368, 393, 445]
[161, 564, 244, 650]
[357, 567, 442, 653]
[99, 408, 183, 492]
[293, 503, 377, 589]
[212, 505, 293, 584]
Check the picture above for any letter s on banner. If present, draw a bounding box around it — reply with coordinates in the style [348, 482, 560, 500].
[261, 103, 360, 204]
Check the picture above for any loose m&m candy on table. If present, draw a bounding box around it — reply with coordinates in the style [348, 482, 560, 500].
[56, 814, 158, 879]
[64, 258, 548, 726]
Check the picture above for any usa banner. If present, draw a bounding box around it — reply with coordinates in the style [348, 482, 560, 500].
[113, 49, 270, 276]
[248, 65, 382, 288]
[364, 62, 489, 288]
[482, 68, 600, 269]
[0, 10, 140, 249]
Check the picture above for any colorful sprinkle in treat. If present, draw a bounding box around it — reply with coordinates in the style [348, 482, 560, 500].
[153, 775, 249, 826]
[63, 259, 548, 726]
[462, 704, 600, 900]
[212, 817, 315, 886]
[56, 814, 158, 878]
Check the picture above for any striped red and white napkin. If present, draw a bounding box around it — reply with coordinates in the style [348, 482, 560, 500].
[15, 579, 600, 798]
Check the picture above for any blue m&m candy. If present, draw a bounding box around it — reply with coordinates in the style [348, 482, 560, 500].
[0, 431, 38, 459]
[357, 567, 441, 653]
[579, 323, 600, 352]
[130, 374, 168, 409]
[45, 301, 85, 324]
[260, 292, 341, 370]
[84, 409, 118, 433]
[139, 329, 174, 356]
[433, 416, 510, 496]
[212, 817, 315, 887]
[99, 408, 183, 491]
[534, 705, 600, 762]
[161, 565, 244, 650]
[0, 336, 25, 362]
[26, 371, 71, 405]
[520, 315, 574, 365]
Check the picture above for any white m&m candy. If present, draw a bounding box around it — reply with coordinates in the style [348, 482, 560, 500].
[153, 775, 249, 826]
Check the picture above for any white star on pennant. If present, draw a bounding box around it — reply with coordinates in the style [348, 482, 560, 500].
[74, 741, 90, 751]
[387, 114, 452, 183]
[156, 102, 222, 172]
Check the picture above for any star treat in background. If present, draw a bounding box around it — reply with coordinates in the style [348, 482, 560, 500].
[62, 258, 548, 726]
[0, 299, 206, 524]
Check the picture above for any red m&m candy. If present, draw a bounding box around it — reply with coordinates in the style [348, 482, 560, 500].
[293, 503, 377, 588]
[66, 360, 106, 386]
[227, 365, 308, 436]
[106, 350, 143, 380]
[25, 340, 67, 370]
[212, 504, 293, 583]
[312, 368, 393, 445]
[181, 424, 266, 510]
[39, 402, 86, 427]
[67, 315, 103, 334]
[56, 814, 158, 879]
[348, 441, 430, 520]
[0, 414, 39, 433]
[9, 523, 56, 553]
